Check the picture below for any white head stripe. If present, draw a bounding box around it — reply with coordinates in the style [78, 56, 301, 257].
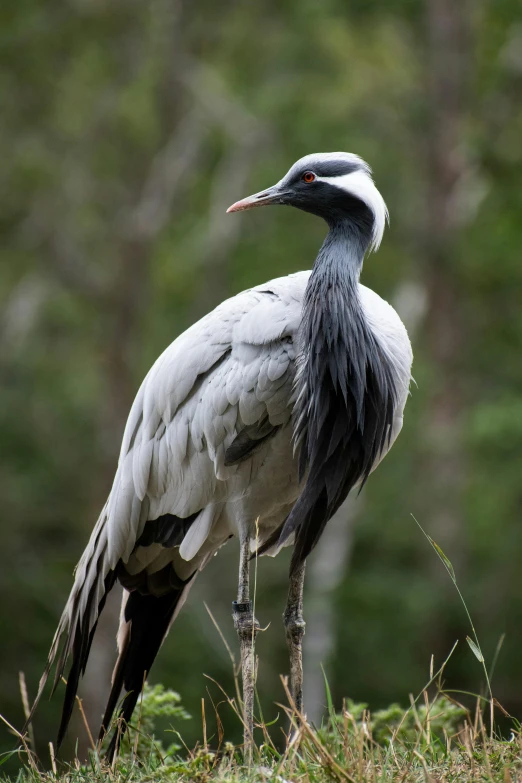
[317, 171, 388, 252]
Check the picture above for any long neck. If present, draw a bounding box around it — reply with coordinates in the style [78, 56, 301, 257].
[312, 219, 369, 286]
[312, 220, 369, 294]
[300, 220, 370, 421]
[283, 218, 396, 574]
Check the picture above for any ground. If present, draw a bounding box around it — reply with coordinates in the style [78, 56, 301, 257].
[3, 683, 522, 783]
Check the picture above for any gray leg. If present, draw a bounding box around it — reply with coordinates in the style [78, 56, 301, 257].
[283, 563, 306, 717]
[232, 535, 259, 763]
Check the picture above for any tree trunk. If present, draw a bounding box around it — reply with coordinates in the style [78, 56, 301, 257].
[421, 0, 472, 628]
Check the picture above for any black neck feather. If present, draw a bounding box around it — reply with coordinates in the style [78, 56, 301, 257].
[278, 219, 397, 573]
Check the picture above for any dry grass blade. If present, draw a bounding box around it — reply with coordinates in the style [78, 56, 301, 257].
[204, 602, 242, 706]
[203, 673, 245, 736]
[48, 742, 57, 775]
[412, 749, 431, 780]
[74, 694, 96, 753]
[0, 707, 39, 772]
[424, 688, 432, 747]
[202, 698, 208, 752]
[391, 640, 459, 744]
[279, 675, 357, 783]
[204, 603, 236, 669]
[18, 672, 35, 753]
[205, 686, 225, 751]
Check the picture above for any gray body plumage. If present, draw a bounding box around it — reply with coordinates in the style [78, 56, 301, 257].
[33, 152, 413, 754]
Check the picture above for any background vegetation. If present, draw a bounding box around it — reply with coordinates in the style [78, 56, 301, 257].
[1, 0, 522, 771]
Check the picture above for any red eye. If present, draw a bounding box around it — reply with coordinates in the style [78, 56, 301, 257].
[302, 171, 315, 183]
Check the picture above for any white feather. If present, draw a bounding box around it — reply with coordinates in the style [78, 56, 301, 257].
[179, 505, 217, 561]
[317, 170, 388, 252]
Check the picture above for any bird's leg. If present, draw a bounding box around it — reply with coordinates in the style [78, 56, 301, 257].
[232, 535, 259, 763]
[283, 563, 306, 720]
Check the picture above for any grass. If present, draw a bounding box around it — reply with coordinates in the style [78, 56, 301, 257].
[2, 682, 522, 783]
[2, 526, 522, 781]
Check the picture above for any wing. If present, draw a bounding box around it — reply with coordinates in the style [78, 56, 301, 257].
[359, 283, 413, 448]
[107, 274, 305, 565]
[32, 271, 309, 743]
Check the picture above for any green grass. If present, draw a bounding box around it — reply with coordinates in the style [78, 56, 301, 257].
[2, 680, 522, 783]
[3, 526, 521, 781]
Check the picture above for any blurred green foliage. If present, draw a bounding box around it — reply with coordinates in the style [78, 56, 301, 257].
[329, 696, 467, 746]
[1, 0, 522, 772]
[117, 683, 190, 760]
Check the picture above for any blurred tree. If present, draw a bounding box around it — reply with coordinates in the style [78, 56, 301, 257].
[1, 0, 522, 770]
[419, 0, 472, 662]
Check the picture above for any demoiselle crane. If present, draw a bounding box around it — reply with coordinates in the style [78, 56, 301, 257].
[31, 152, 412, 760]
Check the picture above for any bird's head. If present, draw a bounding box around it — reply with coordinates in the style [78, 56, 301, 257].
[227, 152, 388, 252]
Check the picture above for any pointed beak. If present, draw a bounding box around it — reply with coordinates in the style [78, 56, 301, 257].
[226, 183, 289, 213]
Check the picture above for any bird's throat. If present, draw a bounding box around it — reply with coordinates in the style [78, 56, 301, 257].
[316, 218, 369, 277]
[301, 219, 369, 370]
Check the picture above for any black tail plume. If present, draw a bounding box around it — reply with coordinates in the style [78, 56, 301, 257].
[101, 586, 190, 761]
[56, 569, 117, 748]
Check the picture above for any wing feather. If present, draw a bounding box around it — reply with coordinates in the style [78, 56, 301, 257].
[35, 272, 310, 747]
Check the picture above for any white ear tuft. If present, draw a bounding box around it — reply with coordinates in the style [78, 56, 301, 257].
[318, 170, 389, 252]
